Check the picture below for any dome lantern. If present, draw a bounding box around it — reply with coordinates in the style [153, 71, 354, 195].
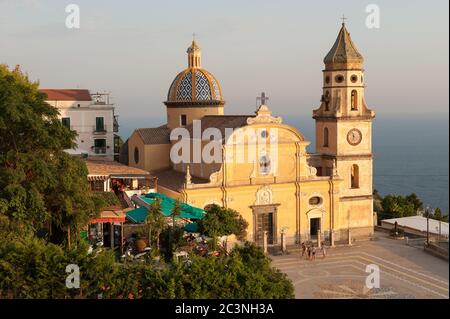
[187, 40, 201, 68]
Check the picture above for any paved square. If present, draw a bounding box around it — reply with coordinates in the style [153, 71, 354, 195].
[271, 232, 449, 299]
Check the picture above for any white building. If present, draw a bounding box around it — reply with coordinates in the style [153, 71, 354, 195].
[40, 89, 119, 161]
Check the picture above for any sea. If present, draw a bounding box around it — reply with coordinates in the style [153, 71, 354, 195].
[119, 113, 449, 215]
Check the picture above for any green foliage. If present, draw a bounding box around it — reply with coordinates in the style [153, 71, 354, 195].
[405, 193, 423, 212]
[430, 208, 448, 222]
[145, 198, 165, 249]
[0, 65, 100, 244]
[160, 226, 185, 261]
[93, 192, 119, 207]
[0, 234, 294, 299]
[198, 204, 248, 240]
[170, 199, 182, 227]
[380, 194, 421, 219]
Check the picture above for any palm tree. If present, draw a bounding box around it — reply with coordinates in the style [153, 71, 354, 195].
[170, 200, 182, 228]
[145, 198, 162, 248]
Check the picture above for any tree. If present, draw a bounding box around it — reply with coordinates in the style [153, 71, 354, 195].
[169, 199, 182, 227]
[145, 198, 164, 249]
[431, 208, 448, 222]
[406, 193, 423, 213]
[0, 64, 101, 244]
[381, 194, 417, 219]
[198, 205, 249, 249]
[0, 234, 294, 299]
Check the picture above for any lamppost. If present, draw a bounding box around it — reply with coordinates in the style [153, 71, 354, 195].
[425, 205, 430, 246]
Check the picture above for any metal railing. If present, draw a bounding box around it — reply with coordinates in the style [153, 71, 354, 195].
[93, 147, 107, 154]
[93, 125, 107, 134]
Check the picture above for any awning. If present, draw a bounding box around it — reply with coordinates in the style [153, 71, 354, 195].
[126, 206, 148, 223]
[90, 211, 126, 223]
[88, 175, 108, 182]
[126, 193, 206, 223]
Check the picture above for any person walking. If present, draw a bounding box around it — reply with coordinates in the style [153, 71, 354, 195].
[321, 244, 326, 259]
[301, 242, 306, 257]
[311, 246, 316, 261]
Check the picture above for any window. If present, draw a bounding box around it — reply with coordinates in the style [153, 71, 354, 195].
[180, 114, 187, 126]
[351, 164, 359, 188]
[94, 139, 106, 154]
[95, 117, 105, 131]
[259, 154, 271, 175]
[134, 147, 139, 164]
[260, 129, 268, 139]
[309, 196, 323, 206]
[325, 76, 330, 84]
[351, 75, 358, 83]
[322, 91, 330, 111]
[351, 90, 358, 110]
[335, 74, 344, 83]
[61, 117, 70, 129]
[323, 127, 329, 147]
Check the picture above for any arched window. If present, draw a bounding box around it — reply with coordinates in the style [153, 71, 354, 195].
[351, 90, 358, 110]
[259, 154, 271, 175]
[351, 164, 359, 188]
[323, 127, 329, 147]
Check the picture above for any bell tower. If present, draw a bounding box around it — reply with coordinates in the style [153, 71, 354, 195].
[313, 22, 376, 239]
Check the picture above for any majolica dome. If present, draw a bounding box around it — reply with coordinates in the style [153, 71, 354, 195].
[165, 40, 224, 105]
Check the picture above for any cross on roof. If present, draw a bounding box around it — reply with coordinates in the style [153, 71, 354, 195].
[192, 32, 196, 40]
[341, 14, 347, 25]
[256, 92, 269, 106]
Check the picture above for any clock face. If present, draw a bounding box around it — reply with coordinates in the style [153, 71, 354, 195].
[347, 129, 362, 146]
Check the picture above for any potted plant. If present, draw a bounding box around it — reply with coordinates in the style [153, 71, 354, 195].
[135, 228, 148, 252]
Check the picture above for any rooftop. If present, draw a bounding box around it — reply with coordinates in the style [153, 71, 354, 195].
[135, 125, 171, 145]
[84, 160, 150, 177]
[382, 216, 449, 236]
[185, 115, 254, 141]
[39, 89, 92, 101]
[153, 169, 209, 191]
[323, 23, 364, 66]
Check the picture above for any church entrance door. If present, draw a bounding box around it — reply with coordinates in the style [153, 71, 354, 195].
[310, 217, 321, 240]
[252, 205, 279, 246]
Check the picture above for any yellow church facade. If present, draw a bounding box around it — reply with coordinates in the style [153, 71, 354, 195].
[127, 23, 375, 246]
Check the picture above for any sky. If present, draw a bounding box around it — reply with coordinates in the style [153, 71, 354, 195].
[0, 0, 448, 138]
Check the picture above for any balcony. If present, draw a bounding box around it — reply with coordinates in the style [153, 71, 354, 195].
[93, 125, 107, 134]
[93, 147, 107, 154]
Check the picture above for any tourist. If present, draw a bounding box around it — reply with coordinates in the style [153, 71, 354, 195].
[301, 242, 306, 257]
[321, 244, 326, 259]
[311, 246, 316, 261]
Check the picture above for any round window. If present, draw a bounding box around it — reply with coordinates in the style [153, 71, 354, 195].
[134, 147, 139, 164]
[309, 196, 323, 206]
[351, 75, 358, 83]
[335, 75, 344, 83]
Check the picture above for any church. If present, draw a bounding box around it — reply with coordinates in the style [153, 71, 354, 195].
[126, 23, 376, 246]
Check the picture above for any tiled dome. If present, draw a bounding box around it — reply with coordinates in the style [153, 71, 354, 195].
[167, 68, 222, 102]
[166, 40, 223, 105]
